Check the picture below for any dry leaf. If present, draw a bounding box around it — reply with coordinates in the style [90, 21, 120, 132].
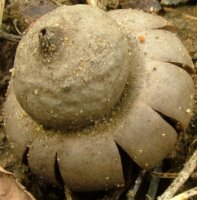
[0, 166, 36, 200]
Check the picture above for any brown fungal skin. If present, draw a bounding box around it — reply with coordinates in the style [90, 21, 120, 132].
[13, 5, 130, 130]
[3, 6, 195, 193]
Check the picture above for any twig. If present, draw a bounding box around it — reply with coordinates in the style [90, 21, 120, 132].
[0, 0, 5, 27]
[146, 165, 162, 200]
[126, 170, 146, 200]
[163, 7, 197, 21]
[0, 29, 21, 42]
[152, 171, 197, 180]
[50, 0, 63, 6]
[13, 19, 22, 35]
[87, 0, 97, 7]
[169, 187, 197, 200]
[64, 185, 72, 200]
[152, 172, 177, 179]
[157, 148, 197, 200]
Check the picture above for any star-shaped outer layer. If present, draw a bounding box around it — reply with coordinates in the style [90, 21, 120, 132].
[4, 6, 194, 192]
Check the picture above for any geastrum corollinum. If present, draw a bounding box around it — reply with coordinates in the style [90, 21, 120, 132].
[3, 5, 194, 192]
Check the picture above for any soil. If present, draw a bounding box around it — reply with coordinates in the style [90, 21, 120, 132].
[0, 2, 196, 200]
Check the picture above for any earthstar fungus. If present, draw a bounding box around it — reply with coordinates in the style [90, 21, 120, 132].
[4, 5, 194, 192]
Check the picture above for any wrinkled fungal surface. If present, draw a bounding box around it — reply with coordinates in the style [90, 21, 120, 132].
[3, 5, 195, 192]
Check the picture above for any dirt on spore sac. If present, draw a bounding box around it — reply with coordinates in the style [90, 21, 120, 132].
[0, 2, 197, 200]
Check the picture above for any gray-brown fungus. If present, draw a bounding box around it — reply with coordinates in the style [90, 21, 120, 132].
[3, 5, 195, 192]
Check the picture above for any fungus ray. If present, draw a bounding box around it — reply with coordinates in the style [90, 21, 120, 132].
[3, 82, 36, 160]
[3, 81, 62, 185]
[108, 9, 168, 34]
[113, 102, 177, 171]
[139, 60, 194, 129]
[135, 29, 194, 70]
[57, 133, 124, 192]
[28, 135, 61, 185]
